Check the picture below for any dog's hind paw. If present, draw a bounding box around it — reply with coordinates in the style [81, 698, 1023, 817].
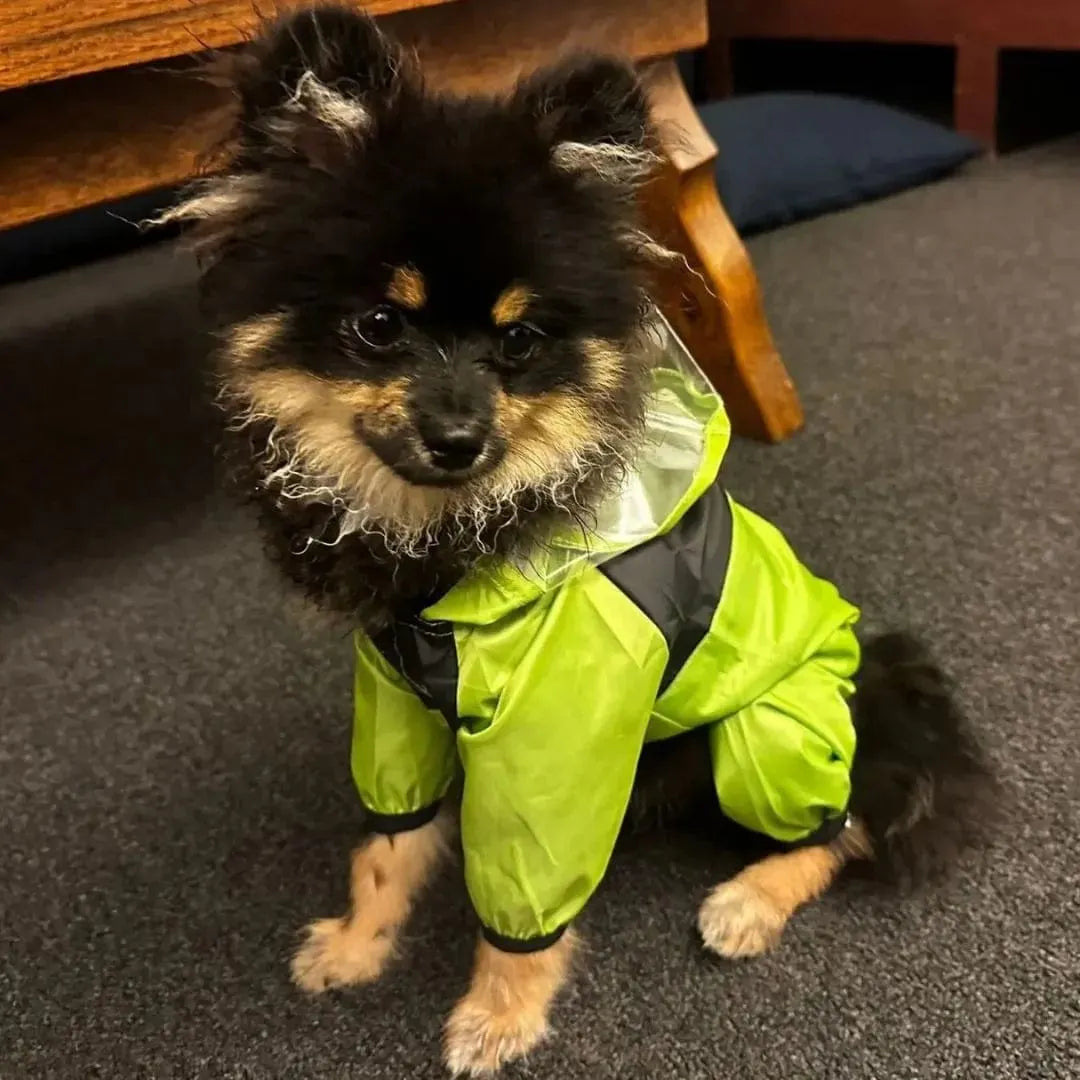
[443, 998, 549, 1077]
[290, 915, 393, 992]
[698, 880, 786, 959]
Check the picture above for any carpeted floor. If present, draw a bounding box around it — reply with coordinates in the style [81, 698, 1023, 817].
[2, 140, 1078, 1080]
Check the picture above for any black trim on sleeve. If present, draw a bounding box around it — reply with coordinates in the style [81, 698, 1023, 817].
[599, 482, 733, 696]
[481, 924, 568, 954]
[785, 811, 851, 849]
[364, 801, 441, 836]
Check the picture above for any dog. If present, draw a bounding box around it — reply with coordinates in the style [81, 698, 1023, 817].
[162, 6, 996, 1074]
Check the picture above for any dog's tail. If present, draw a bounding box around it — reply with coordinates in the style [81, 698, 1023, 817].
[848, 632, 999, 884]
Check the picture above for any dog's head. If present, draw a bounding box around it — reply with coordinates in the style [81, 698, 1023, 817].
[174, 6, 662, 553]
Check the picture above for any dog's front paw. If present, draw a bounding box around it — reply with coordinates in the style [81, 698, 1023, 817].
[442, 996, 549, 1077]
[698, 879, 787, 959]
[290, 916, 393, 992]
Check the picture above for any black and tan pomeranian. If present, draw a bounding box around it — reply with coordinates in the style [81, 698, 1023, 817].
[164, 6, 996, 1075]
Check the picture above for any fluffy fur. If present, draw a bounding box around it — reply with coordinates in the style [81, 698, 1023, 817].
[171, 4, 660, 627]
[171, 5, 996, 1073]
[847, 632, 1000, 883]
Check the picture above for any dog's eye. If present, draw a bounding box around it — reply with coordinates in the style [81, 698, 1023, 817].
[501, 323, 543, 364]
[351, 305, 405, 350]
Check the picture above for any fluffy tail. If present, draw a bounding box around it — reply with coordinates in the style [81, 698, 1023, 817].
[849, 632, 999, 884]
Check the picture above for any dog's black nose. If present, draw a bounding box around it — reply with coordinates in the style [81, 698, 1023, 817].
[420, 419, 487, 471]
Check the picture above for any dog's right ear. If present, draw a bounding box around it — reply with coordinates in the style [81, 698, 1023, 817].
[213, 4, 411, 173]
[515, 55, 656, 188]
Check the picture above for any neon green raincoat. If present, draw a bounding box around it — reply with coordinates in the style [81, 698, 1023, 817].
[352, 318, 860, 953]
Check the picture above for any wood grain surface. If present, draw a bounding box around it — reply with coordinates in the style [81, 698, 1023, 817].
[0, 0, 454, 89]
[385, 0, 707, 95]
[0, 0, 706, 230]
[0, 64, 225, 231]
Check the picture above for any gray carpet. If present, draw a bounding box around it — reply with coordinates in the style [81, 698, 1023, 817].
[2, 140, 1078, 1079]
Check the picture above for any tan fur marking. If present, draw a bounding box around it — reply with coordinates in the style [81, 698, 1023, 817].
[739, 844, 845, 915]
[699, 820, 871, 959]
[492, 390, 597, 492]
[491, 283, 534, 327]
[340, 377, 411, 436]
[291, 813, 451, 991]
[526, 392, 594, 455]
[222, 330, 627, 550]
[230, 368, 331, 425]
[386, 265, 427, 310]
[221, 311, 289, 369]
[227, 366, 449, 529]
[444, 932, 576, 1075]
[580, 338, 625, 394]
[491, 387, 533, 434]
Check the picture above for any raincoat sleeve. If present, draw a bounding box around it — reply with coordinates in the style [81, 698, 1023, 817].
[455, 571, 669, 951]
[351, 630, 457, 834]
[710, 618, 860, 845]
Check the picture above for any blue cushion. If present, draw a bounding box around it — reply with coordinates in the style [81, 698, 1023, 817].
[699, 93, 981, 234]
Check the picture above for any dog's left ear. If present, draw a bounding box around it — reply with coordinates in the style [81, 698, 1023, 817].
[515, 55, 657, 186]
[214, 5, 413, 173]
[151, 8, 411, 255]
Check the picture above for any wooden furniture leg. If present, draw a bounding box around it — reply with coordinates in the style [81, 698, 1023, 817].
[644, 60, 803, 442]
[955, 39, 1000, 149]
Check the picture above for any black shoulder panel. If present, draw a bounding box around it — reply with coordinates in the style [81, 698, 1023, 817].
[598, 482, 733, 695]
[370, 615, 460, 728]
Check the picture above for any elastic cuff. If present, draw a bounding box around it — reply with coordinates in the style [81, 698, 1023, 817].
[785, 810, 851, 849]
[481, 924, 568, 954]
[364, 800, 441, 836]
